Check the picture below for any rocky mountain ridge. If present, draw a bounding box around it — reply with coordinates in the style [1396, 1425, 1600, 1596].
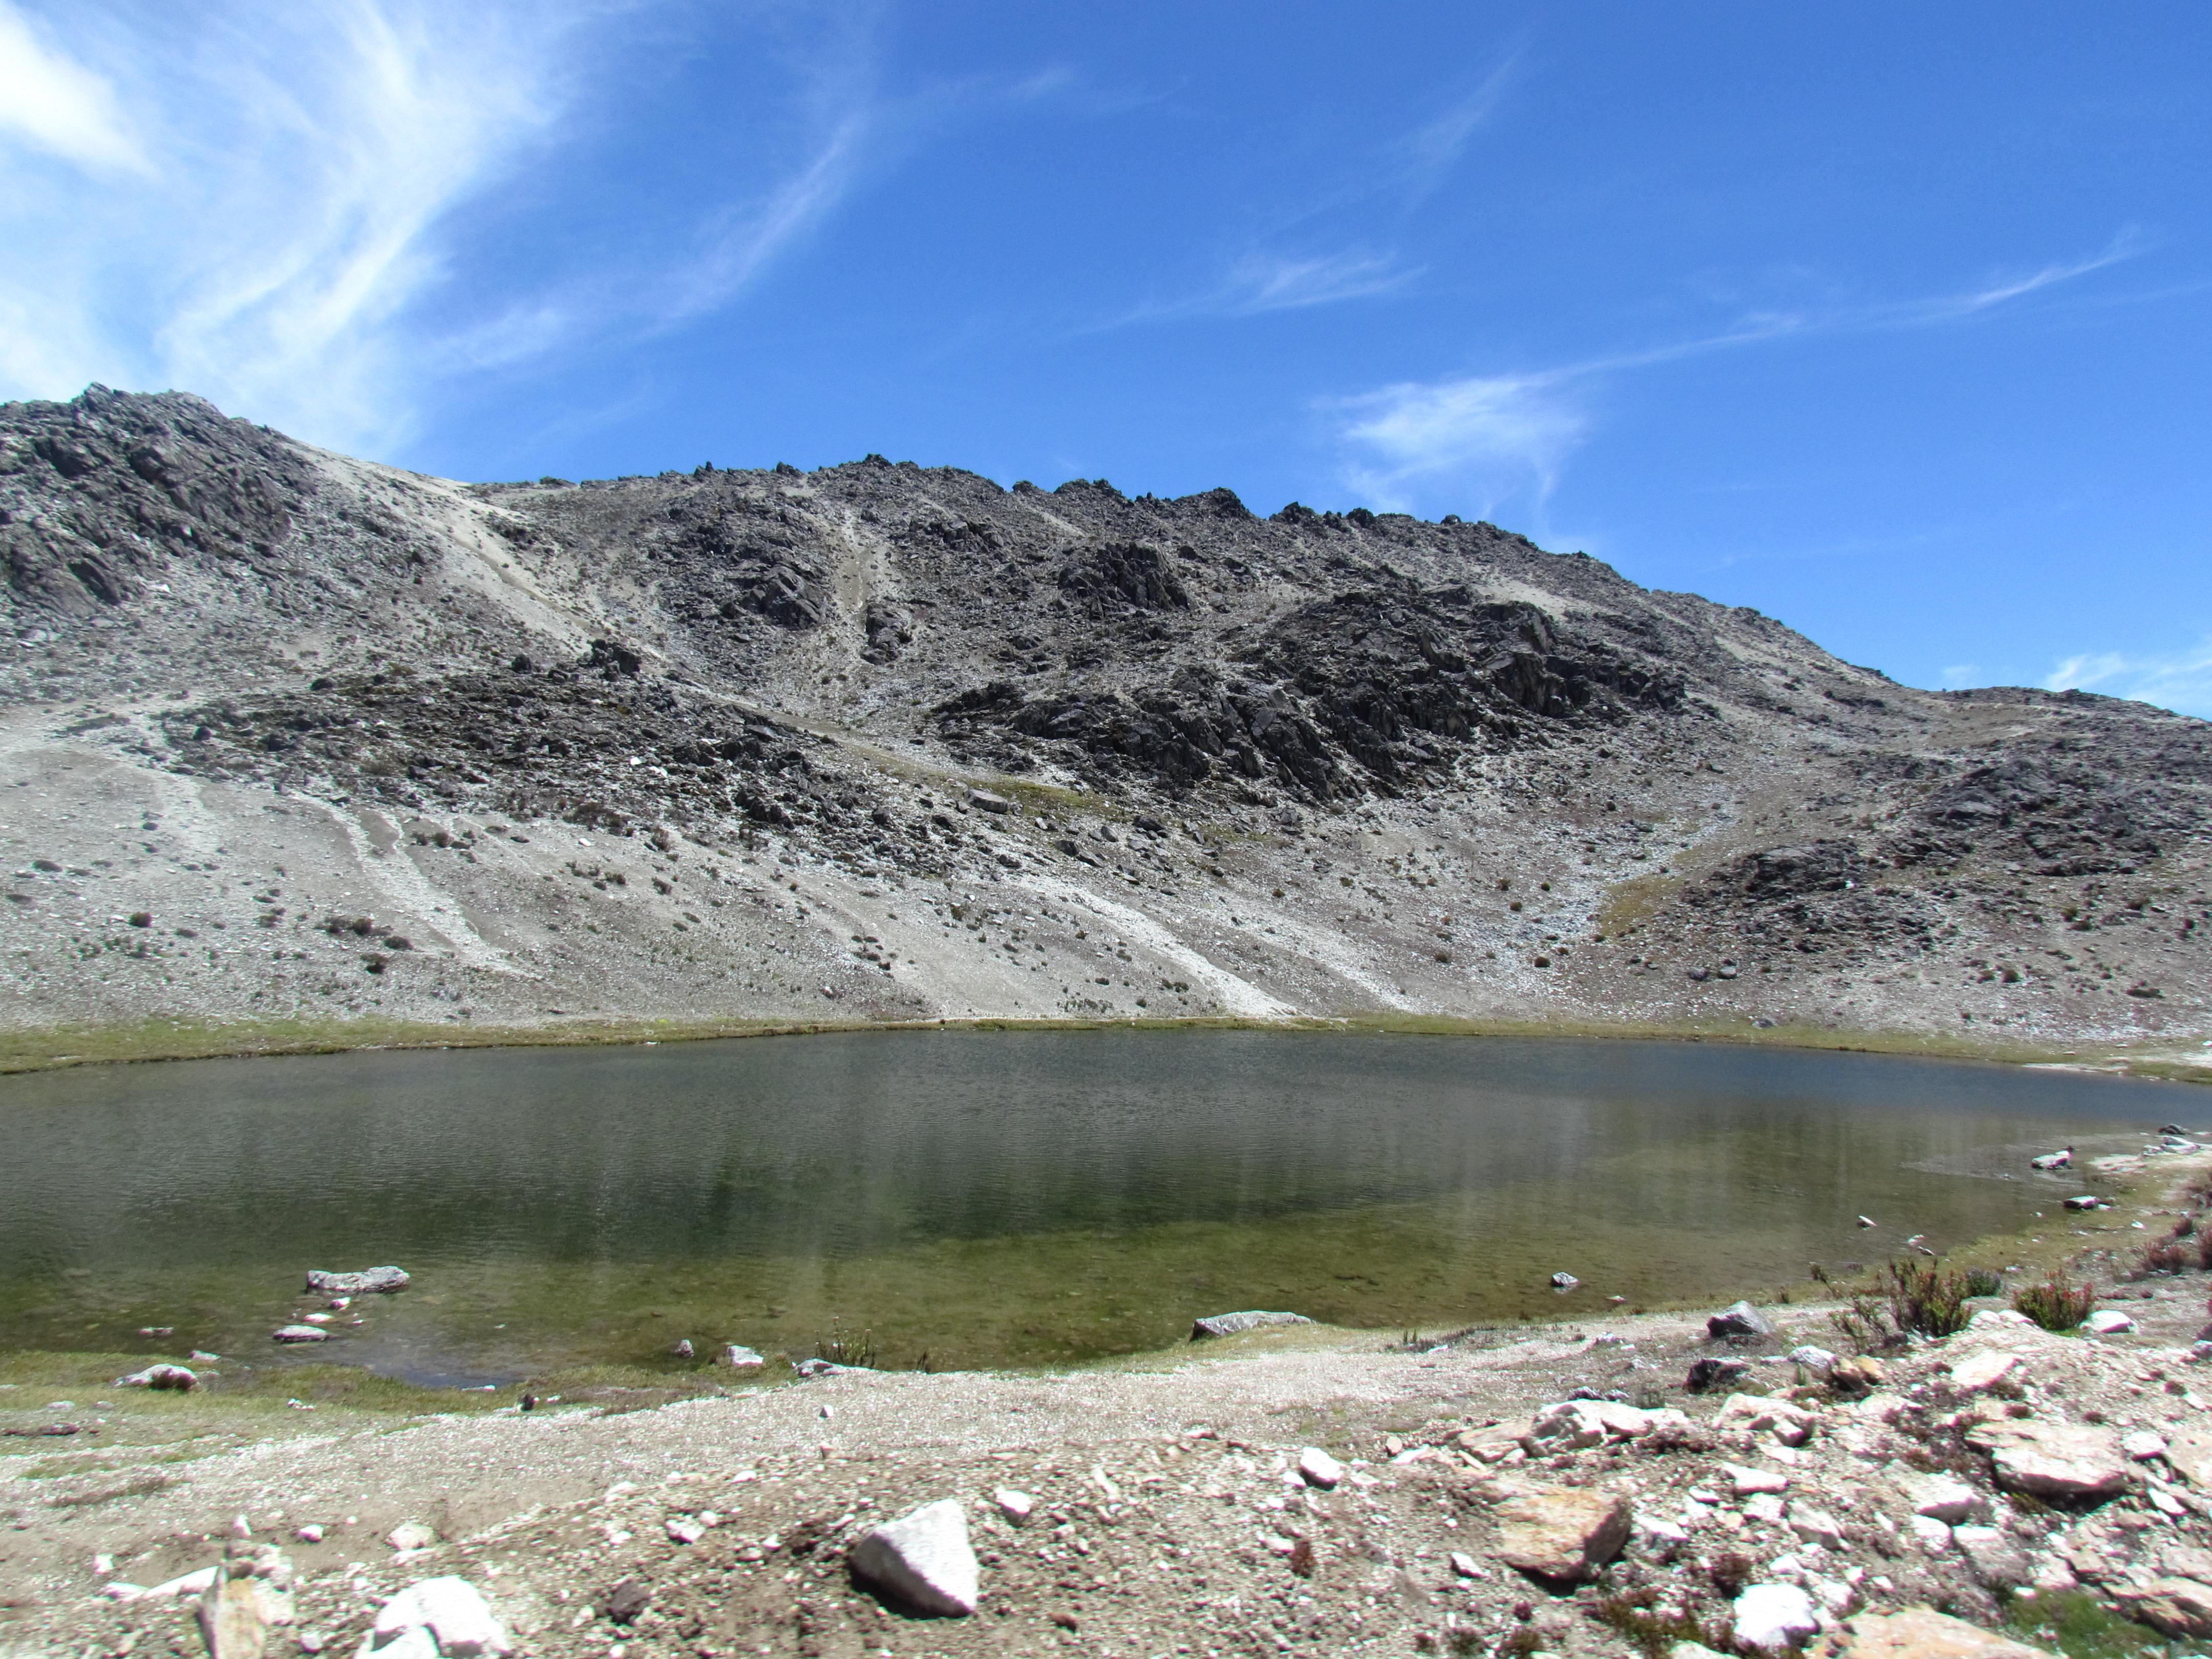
[2, 385, 2207, 1054]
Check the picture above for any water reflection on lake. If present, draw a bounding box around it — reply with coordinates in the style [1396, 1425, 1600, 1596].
[0, 1031, 2194, 1382]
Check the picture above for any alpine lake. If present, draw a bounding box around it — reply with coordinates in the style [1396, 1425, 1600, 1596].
[0, 1030, 2200, 1390]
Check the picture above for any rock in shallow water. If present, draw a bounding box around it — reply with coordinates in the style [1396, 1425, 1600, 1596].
[305, 1266, 409, 1294]
[848, 1499, 980, 1617]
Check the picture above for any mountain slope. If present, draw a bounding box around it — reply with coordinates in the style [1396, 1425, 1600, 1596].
[3, 386, 2207, 1059]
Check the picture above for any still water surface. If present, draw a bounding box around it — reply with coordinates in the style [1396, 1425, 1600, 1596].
[0, 1032, 2197, 1384]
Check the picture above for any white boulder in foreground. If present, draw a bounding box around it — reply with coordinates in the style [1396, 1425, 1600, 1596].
[360, 1577, 511, 1658]
[1733, 1583, 1818, 1652]
[847, 1499, 980, 1617]
[1297, 1447, 1345, 1488]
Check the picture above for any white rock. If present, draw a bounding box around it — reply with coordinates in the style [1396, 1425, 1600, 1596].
[385, 1522, 438, 1554]
[1733, 1583, 1819, 1652]
[848, 1499, 980, 1617]
[1745, 1494, 1787, 1524]
[144, 1566, 219, 1598]
[1788, 1346, 1838, 1378]
[364, 1577, 509, 1657]
[1726, 1463, 1790, 1496]
[1910, 1515, 1954, 1551]
[721, 1345, 765, 1370]
[1895, 1470, 1985, 1524]
[1450, 1550, 1483, 1578]
[2087, 1309, 2137, 1336]
[666, 1516, 706, 1545]
[1946, 1350, 2021, 1392]
[1297, 1447, 1345, 1489]
[993, 1488, 1034, 1525]
[272, 1325, 329, 1344]
[1789, 1507, 1844, 1550]
[1968, 1308, 2034, 1330]
[2124, 1430, 2170, 1461]
[114, 1364, 197, 1390]
[1637, 1516, 1692, 1545]
[296, 1524, 325, 1544]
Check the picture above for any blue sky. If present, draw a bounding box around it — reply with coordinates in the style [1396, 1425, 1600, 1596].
[3, 4, 2208, 714]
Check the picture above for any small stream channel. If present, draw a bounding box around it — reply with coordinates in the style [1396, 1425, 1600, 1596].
[0, 1031, 2199, 1384]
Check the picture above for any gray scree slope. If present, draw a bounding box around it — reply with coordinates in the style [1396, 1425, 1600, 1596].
[2, 385, 2207, 1049]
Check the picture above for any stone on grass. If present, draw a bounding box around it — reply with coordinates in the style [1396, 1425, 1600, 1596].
[720, 1346, 764, 1370]
[272, 1326, 329, 1344]
[1188, 1310, 1311, 1340]
[2085, 1308, 2136, 1336]
[363, 1577, 511, 1657]
[1733, 1583, 1818, 1652]
[1492, 1485, 1632, 1583]
[1965, 1419, 2139, 1502]
[2112, 1578, 2212, 1639]
[1297, 1448, 1345, 1489]
[305, 1267, 409, 1295]
[1951, 1525, 2030, 1590]
[115, 1364, 197, 1390]
[848, 1499, 980, 1617]
[1708, 1301, 1776, 1339]
[1817, 1605, 2057, 1659]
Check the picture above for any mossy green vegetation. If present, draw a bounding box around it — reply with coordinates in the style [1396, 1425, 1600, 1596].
[2004, 1590, 2166, 1659]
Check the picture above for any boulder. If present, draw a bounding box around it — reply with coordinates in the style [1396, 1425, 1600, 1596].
[197, 1551, 295, 1659]
[362, 1576, 511, 1657]
[1686, 1356, 1752, 1394]
[2113, 1578, 2212, 1639]
[1965, 1419, 2139, 1501]
[966, 790, 1016, 814]
[115, 1364, 197, 1390]
[1708, 1301, 1776, 1340]
[1894, 1470, 1984, 1524]
[1788, 1345, 1839, 1378]
[386, 1522, 439, 1553]
[1726, 1462, 1790, 1497]
[1550, 1272, 1581, 1290]
[1789, 1506, 1845, 1550]
[1492, 1485, 1632, 1583]
[2165, 1426, 2212, 1486]
[1733, 1584, 1818, 1653]
[1952, 1525, 2030, 1590]
[720, 1345, 765, 1370]
[1716, 1393, 1818, 1444]
[1189, 1310, 1312, 1340]
[848, 1499, 980, 1617]
[992, 1489, 1034, 1525]
[2122, 1430, 2167, 1461]
[2085, 1309, 2135, 1336]
[1815, 1605, 2057, 1659]
[305, 1267, 409, 1295]
[272, 1326, 329, 1344]
[1945, 1351, 2020, 1393]
[1297, 1448, 1344, 1489]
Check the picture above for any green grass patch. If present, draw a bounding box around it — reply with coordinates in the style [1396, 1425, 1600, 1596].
[2005, 1590, 2165, 1659]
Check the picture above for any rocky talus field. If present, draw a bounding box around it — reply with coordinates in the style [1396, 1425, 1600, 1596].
[2, 386, 2209, 1066]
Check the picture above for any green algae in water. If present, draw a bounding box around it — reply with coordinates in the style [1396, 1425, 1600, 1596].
[0, 1030, 2194, 1382]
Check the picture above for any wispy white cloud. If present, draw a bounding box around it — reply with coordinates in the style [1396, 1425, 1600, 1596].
[1091, 246, 1419, 331]
[1328, 234, 2149, 518]
[1939, 663, 1984, 689]
[0, 1, 891, 459]
[0, 3, 146, 175]
[2045, 642, 2212, 719]
[1331, 370, 1586, 516]
[1392, 54, 1519, 203]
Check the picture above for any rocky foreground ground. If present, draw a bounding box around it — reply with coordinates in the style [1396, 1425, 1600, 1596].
[15, 1171, 2212, 1659]
[3, 387, 2210, 1064]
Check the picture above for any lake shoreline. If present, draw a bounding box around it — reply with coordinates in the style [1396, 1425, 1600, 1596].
[5, 1005, 2210, 1083]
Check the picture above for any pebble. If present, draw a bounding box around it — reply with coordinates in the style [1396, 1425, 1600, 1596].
[994, 1489, 1035, 1526]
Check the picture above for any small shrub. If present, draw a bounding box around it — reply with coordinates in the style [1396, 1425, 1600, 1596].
[2136, 1238, 2188, 1277]
[1963, 1267, 2003, 1298]
[2197, 1227, 2212, 1272]
[1592, 1590, 1735, 1659]
[2004, 1588, 2164, 1659]
[2014, 1275, 2095, 1332]
[814, 1320, 877, 1369]
[1885, 1259, 1972, 1337]
[1708, 1550, 1755, 1598]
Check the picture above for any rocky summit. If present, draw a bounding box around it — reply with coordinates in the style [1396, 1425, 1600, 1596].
[3, 385, 2209, 1055]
